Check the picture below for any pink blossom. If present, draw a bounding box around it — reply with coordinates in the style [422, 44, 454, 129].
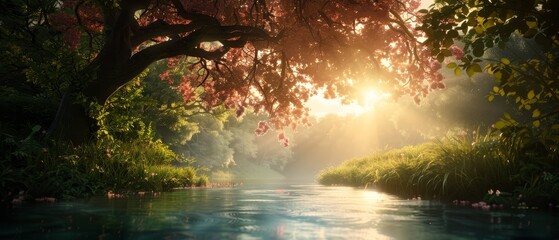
[495, 190, 501, 196]
[488, 189, 494, 195]
[430, 61, 442, 71]
[448, 45, 464, 60]
[255, 121, 270, 135]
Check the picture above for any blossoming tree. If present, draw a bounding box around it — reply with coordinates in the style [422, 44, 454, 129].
[45, 0, 444, 144]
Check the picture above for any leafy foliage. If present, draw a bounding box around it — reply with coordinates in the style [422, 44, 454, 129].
[421, 0, 559, 144]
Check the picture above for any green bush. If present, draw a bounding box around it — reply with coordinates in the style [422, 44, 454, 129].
[1, 134, 206, 204]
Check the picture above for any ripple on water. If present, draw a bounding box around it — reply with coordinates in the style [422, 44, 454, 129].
[2, 184, 559, 239]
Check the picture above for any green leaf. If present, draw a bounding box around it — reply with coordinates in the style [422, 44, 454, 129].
[466, 63, 482, 77]
[526, 21, 537, 29]
[492, 86, 499, 92]
[500, 58, 510, 65]
[32, 125, 41, 133]
[474, 25, 484, 34]
[454, 67, 462, 76]
[473, 45, 484, 57]
[447, 30, 459, 38]
[533, 120, 540, 128]
[494, 71, 502, 81]
[446, 63, 457, 68]
[527, 90, 535, 99]
[535, 34, 551, 48]
[437, 53, 445, 63]
[494, 120, 507, 129]
[532, 109, 541, 118]
[488, 95, 495, 102]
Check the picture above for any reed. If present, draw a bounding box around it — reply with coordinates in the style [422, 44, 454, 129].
[317, 128, 559, 204]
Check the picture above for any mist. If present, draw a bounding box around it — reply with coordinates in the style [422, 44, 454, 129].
[184, 36, 543, 181]
[178, 67, 517, 182]
[281, 70, 515, 180]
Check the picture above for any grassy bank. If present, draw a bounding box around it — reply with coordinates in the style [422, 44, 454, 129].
[317, 128, 559, 206]
[1, 132, 208, 205]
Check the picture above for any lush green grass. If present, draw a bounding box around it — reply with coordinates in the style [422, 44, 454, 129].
[1, 131, 208, 204]
[317, 128, 559, 206]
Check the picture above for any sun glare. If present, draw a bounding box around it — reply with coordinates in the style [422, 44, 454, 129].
[362, 190, 387, 203]
[362, 89, 391, 108]
[307, 87, 391, 117]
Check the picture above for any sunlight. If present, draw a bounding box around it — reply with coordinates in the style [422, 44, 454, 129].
[364, 89, 391, 104]
[360, 88, 392, 111]
[362, 190, 386, 203]
[307, 91, 366, 117]
[307, 87, 392, 117]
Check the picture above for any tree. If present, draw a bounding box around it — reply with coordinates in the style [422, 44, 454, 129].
[182, 112, 235, 169]
[420, 0, 559, 135]
[36, 0, 442, 143]
[0, 0, 74, 136]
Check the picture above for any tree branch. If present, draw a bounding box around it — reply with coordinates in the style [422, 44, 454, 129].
[170, 0, 220, 25]
[130, 20, 202, 47]
[124, 24, 278, 88]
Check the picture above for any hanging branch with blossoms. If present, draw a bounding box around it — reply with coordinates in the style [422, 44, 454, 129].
[45, 0, 446, 144]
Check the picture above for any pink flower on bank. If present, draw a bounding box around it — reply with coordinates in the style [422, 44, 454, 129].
[495, 190, 501, 196]
[488, 189, 494, 195]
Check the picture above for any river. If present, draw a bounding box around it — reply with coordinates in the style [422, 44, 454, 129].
[1, 183, 558, 239]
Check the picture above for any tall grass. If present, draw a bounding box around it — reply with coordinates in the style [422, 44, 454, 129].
[1, 135, 209, 203]
[317, 128, 559, 204]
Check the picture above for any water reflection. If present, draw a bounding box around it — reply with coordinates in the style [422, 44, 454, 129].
[1, 183, 558, 239]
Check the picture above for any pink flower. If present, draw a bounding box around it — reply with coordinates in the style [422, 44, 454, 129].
[448, 45, 464, 60]
[430, 61, 442, 72]
[488, 189, 494, 195]
[495, 190, 501, 196]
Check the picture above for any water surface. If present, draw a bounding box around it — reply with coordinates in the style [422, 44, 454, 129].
[1, 183, 558, 239]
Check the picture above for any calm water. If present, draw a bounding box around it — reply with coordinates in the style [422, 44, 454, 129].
[1, 183, 558, 239]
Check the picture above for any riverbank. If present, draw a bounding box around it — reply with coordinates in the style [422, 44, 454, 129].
[1, 139, 208, 207]
[317, 129, 559, 207]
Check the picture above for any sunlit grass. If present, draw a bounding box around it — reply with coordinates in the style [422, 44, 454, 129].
[19, 140, 208, 199]
[317, 128, 559, 205]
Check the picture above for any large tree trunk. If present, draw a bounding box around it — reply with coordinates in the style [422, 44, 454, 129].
[47, 90, 94, 144]
[46, 73, 132, 144]
[46, 1, 140, 144]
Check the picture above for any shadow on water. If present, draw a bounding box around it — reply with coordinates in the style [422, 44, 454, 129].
[1, 182, 558, 239]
